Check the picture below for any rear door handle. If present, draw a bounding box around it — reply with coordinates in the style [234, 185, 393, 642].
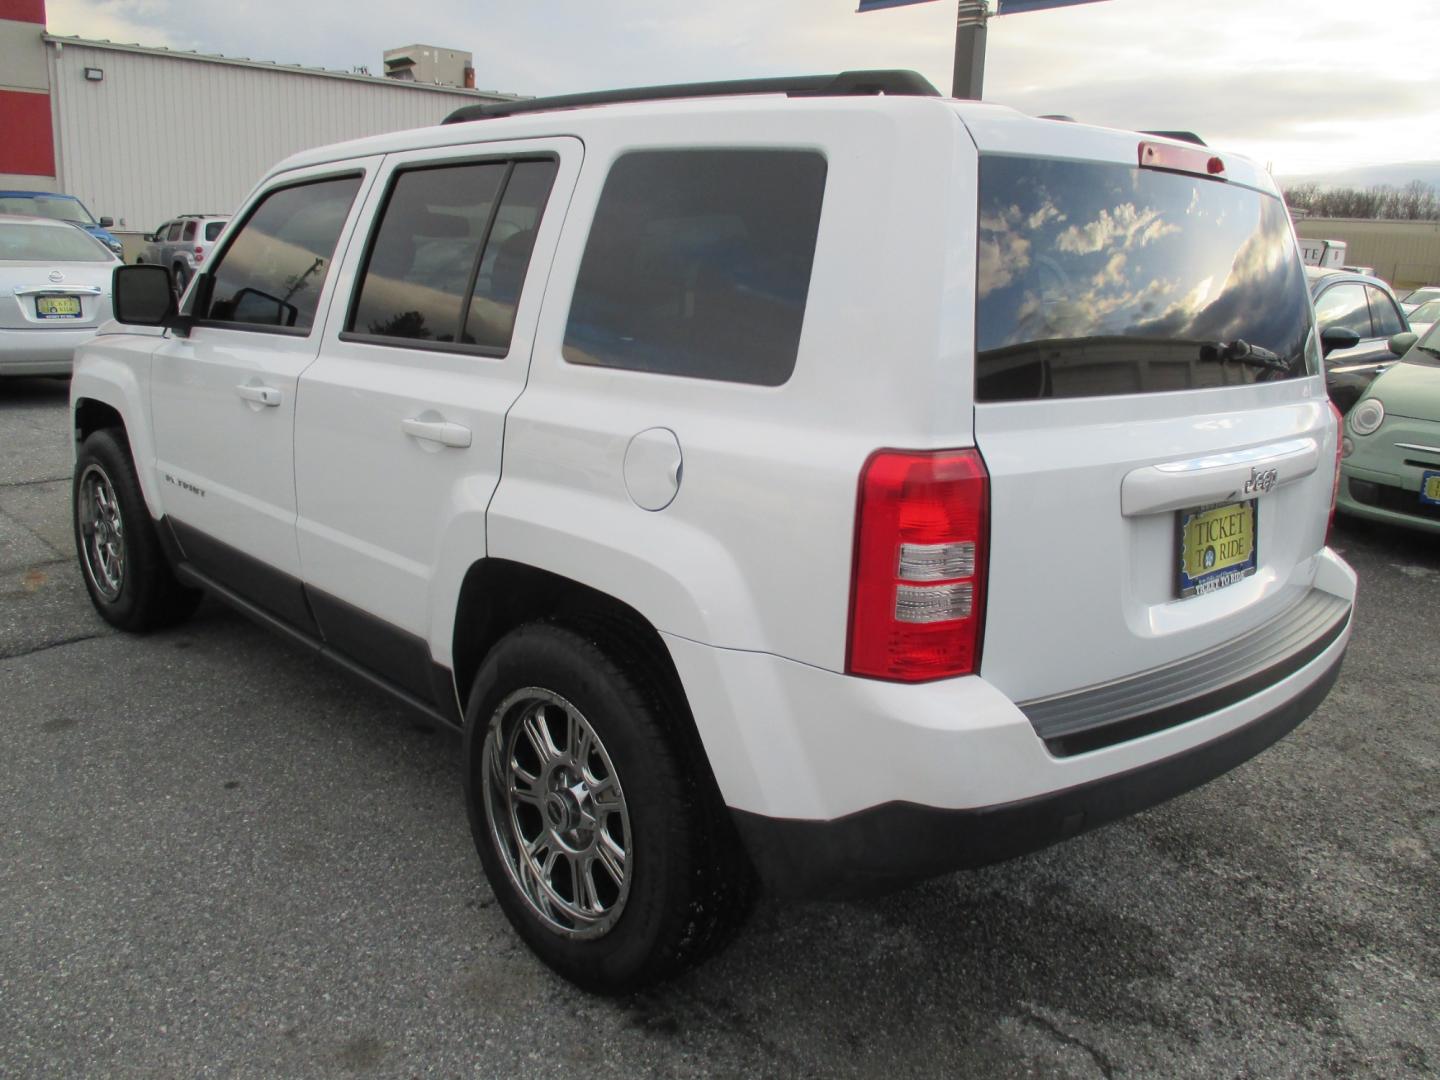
[402, 417, 472, 448]
[236, 383, 282, 407]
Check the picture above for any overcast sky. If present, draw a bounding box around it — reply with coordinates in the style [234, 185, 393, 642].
[46, 0, 1439, 177]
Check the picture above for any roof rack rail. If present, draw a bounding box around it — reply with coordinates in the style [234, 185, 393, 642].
[443, 69, 941, 125]
[1141, 130, 1207, 146]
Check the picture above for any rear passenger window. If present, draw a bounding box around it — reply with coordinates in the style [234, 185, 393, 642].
[466, 160, 557, 350]
[563, 149, 827, 386]
[204, 175, 361, 332]
[1366, 285, 1405, 337]
[347, 157, 556, 351]
[349, 163, 507, 343]
[182, 221, 197, 242]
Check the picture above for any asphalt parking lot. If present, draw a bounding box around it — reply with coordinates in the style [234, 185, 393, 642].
[2, 375, 1437, 1079]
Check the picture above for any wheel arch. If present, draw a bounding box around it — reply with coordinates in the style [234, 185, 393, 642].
[450, 558, 731, 807]
[70, 350, 164, 519]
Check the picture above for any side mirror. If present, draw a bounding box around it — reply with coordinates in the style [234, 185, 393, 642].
[112, 264, 177, 326]
[1388, 331, 1418, 356]
[1321, 326, 1362, 357]
[98, 216, 115, 229]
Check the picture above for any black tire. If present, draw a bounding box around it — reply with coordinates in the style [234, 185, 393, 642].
[73, 428, 201, 632]
[463, 619, 753, 994]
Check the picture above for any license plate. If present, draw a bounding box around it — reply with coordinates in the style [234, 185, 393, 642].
[35, 295, 82, 319]
[1422, 471, 1440, 507]
[1177, 500, 1258, 598]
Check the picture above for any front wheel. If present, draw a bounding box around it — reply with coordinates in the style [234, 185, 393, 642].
[73, 428, 201, 631]
[463, 621, 752, 994]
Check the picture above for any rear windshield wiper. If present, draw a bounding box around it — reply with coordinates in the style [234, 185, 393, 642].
[1201, 339, 1291, 374]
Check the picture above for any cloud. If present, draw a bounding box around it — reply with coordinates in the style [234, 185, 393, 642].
[977, 204, 1033, 297]
[1055, 203, 1178, 255]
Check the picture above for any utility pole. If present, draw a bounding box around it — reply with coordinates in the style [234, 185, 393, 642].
[951, 0, 990, 99]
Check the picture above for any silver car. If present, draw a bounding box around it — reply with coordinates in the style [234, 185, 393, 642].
[0, 214, 118, 377]
[138, 214, 228, 290]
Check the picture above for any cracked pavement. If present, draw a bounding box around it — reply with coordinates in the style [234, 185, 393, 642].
[1, 375, 1437, 1078]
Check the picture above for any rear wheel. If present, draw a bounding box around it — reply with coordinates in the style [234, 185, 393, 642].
[463, 620, 752, 994]
[73, 428, 201, 631]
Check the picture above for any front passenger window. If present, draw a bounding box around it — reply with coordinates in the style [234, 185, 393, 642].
[203, 175, 362, 332]
[1313, 283, 1371, 339]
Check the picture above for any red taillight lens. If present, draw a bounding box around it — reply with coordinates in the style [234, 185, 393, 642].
[847, 449, 989, 682]
[1326, 401, 1343, 542]
[194, 247, 205, 261]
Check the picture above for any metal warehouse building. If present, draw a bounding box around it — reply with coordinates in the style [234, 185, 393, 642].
[1294, 218, 1440, 290]
[0, 0, 518, 247]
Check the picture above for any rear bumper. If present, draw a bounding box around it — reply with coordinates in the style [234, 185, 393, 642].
[733, 647, 1343, 898]
[663, 549, 1355, 898]
[0, 326, 97, 375]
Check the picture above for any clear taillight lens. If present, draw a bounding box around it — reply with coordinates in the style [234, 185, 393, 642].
[847, 449, 989, 682]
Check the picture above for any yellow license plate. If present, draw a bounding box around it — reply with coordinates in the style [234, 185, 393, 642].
[1178, 500, 1258, 598]
[36, 295, 82, 318]
[1422, 472, 1440, 507]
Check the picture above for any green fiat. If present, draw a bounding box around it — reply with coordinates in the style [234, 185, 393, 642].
[1337, 322, 1440, 535]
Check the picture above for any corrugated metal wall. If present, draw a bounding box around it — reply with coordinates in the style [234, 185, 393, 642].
[47, 40, 499, 234]
[1293, 217, 1440, 290]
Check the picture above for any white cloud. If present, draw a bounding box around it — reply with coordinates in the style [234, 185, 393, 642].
[1056, 203, 1178, 255]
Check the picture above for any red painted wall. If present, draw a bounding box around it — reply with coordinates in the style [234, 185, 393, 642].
[0, 90, 56, 176]
[0, 0, 45, 23]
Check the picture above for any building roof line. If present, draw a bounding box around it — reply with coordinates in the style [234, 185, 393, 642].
[41, 34, 523, 101]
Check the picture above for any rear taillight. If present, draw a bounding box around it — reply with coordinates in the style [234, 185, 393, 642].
[847, 449, 989, 682]
[194, 247, 205, 262]
[1326, 401, 1343, 542]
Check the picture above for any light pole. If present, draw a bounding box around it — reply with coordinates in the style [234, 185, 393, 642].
[951, 0, 990, 99]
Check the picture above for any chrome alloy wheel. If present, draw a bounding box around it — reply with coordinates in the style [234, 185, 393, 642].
[482, 688, 633, 939]
[78, 463, 125, 602]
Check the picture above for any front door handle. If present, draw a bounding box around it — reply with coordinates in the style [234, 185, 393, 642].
[236, 383, 282, 407]
[402, 417, 472, 448]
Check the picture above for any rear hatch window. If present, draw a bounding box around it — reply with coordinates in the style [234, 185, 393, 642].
[976, 156, 1314, 402]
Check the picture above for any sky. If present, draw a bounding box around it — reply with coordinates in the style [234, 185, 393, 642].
[44, 0, 1440, 179]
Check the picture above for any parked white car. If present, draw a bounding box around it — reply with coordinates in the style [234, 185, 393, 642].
[0, 214, 117, 377]
[68, 70, 1355, 992]
[1405, 299, 1440, 339]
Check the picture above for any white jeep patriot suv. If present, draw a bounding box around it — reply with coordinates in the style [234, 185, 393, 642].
[69, 70, 1356, 993]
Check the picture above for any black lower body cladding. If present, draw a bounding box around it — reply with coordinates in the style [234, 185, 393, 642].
[732, 647, 1345, 899]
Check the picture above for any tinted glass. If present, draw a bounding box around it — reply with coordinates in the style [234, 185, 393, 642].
[1313, 282, 1371, 337]
[1366, 285, 1405, 337]
[976, 156, 1314, 401]
[0, 222, 114, 262]
[1408, 300, 1440, 323]
[165, 222, 183, 241]
[205, 176, 362, 331]
[465, 159, 557, 349]
[205, 221, 225, 241]
[0, 195, 92, 224]
[564, 149, 827, 386]
[182, 221, 197, 242]
[349, 163, 505, 343]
